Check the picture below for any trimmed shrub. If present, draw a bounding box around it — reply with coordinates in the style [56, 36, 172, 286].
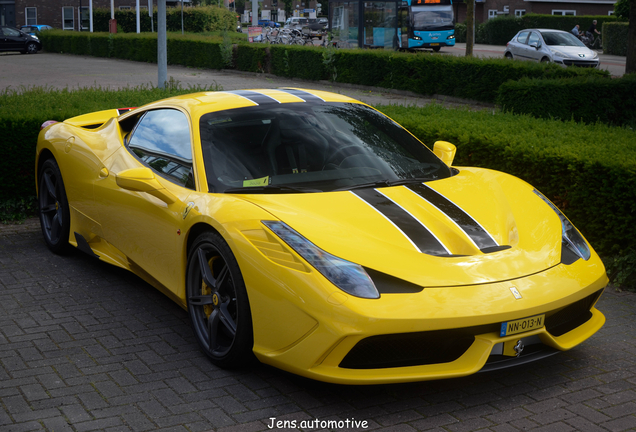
[269, 45, 329, 80]
[329, 49, 606, 103]
[379, 104, 636, 256]
[479, 16, 524, 45]
[603, 22, 629, 56]
[39, 30, 609, 105]
[91, 6, 237, 33]
[497, 74, 636, 127]
[235, 44, 270, 72]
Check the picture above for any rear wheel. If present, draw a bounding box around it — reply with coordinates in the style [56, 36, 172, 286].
[186, 231, 254, 368]
[505, 52, 513, 59]
[38, 158, 71, 254]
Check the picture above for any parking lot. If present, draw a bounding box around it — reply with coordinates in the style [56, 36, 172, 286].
[1, 52, 636, 432]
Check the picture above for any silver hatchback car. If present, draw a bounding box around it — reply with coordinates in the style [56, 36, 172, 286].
[504, 29, 599, 68]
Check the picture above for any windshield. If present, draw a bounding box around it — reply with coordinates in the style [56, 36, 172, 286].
[411, 5, 454, 31]
[199, 102, 451, 194]
[540, 31, 586, 47]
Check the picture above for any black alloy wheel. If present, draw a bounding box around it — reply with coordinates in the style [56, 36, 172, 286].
[186, 231, 254, 368]
[38, 158, 71, 254]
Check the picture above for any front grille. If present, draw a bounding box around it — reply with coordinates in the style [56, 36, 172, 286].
[545, 289, 602, 336]
[563, 59, 599, 68]
[339, 324, 498, 369]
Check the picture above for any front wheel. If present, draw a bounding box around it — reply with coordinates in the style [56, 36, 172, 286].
[186, 231, 254, 368]
[540, 57, 550, 63]
[432, 47, 441, 52]
[38, 158, 71, 254]
[26, 42, 38, 54]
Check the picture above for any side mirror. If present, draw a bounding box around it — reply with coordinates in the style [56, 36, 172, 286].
[433, 141, 456, 167]
[116, 167, 176, 204]
[530, 41, 541, 49]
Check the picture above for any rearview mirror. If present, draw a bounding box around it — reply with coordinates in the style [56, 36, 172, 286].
[433, 141, 456, 167]
[116, 167, 176, 204]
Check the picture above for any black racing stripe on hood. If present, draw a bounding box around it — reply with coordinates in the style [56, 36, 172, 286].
[279, 89, 325, 103]
[353, 189, 451, 256]
[227, 90, 281, 105]
[406, 183, 498, 250]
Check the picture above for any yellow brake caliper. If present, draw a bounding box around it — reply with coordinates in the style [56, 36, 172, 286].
[202, 256, 219, 318]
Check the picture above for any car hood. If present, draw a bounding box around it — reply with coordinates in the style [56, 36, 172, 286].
[237, 167, 565, 287]
[548, 45, 595, 58]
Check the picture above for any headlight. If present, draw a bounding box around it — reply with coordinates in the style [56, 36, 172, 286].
[591, 51, 598, 59]
[533, 190, 591, 261]
[412, 36, 422, 40]
[262, 221, 380, 299]
[32, 35, 39, 40]
[447, 34, 455, 40]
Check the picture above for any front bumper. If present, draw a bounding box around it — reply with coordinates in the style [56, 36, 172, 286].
[249, 254, 607, 384]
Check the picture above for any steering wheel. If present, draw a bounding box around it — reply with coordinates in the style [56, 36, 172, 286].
[323, 146, 366, 169]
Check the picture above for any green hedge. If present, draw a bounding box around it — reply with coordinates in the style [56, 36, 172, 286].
[603, 22, 629, 56]
[327, 49, 606, 102]
[497, 74, 636, 127]
[90, 6, 237, 33]
[380, 104, 636, 256]
[38, 30, 610, 106]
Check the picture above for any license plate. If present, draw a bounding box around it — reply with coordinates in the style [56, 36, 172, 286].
[500, 314, 545, 337]
[430, 43, 439, 46]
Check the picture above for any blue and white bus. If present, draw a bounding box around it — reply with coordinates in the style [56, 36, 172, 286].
[399, 0, 455, 51]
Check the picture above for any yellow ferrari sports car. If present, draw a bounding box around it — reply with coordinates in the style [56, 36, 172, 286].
[36, 89, 607, 384]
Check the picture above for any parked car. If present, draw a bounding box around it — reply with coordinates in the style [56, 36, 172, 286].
[304, 18, 327, 39]
[36, 88, 607, 384]
[19, 24, 53, 35]
[284, 17, 308, 29]
[504, 29, 599, 68]
[257, 19, 280, 28]
[0, 25, 42, 54]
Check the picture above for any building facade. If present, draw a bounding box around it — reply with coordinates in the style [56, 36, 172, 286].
[11, 1, 152, 30]
[456, 0, 617, 24]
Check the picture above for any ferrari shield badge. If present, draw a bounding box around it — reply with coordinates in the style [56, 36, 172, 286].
[510, 286, 522, 299]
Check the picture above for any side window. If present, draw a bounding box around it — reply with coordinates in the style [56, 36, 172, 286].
[527, 32, 540, 46]
[127, 109, 195, 190]
[517, 31, 529, 44]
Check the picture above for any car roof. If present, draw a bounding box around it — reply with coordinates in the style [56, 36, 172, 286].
[118, 89, 364, 122]
[520, 28, 567, 33]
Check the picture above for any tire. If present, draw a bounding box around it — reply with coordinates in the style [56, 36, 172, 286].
[26, 42, 38, 54]
[505, 52, 513, 59]
[541, 57, 550, 63]
[432, 47, 441, 52]
[38, 158, 72, 254]
[186, 231, 254, 368]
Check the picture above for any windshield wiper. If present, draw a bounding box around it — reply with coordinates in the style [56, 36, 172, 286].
[224, 185, 322, 194]
[333, 178, 427, 192]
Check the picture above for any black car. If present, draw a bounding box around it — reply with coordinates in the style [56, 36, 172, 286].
[0, 25, 42, 54]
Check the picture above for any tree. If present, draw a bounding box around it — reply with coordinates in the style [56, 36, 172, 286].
[615, 0, 630, 18]
[627, 0, 636, 74]
[465, 0, 474, 56]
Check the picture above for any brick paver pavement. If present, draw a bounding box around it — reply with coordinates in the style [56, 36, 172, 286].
[1, 223, 635, 432]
